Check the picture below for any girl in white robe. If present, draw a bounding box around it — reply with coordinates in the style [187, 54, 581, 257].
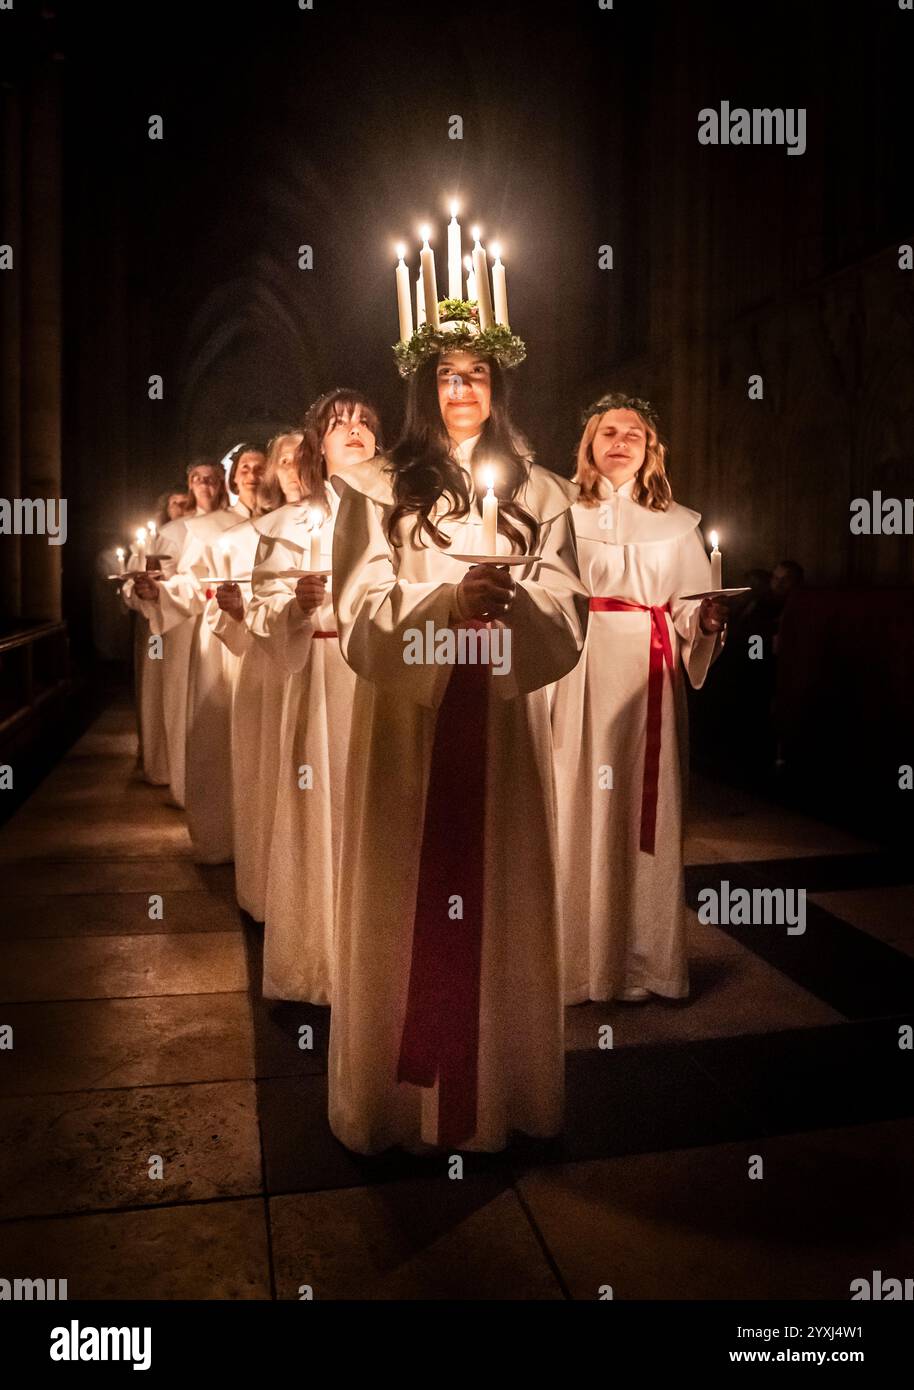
[132, 456, 260, 861]
[210, 433, 304, 921]
[551, 393, 727, 1004]
[245, 394, 382, 1002]
[330, 347, 588, 1155]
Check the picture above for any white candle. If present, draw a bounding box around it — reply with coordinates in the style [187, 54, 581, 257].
[218, 537, 232, 580]
[447, 200, 462, 300]
[471, 228, 495, 330]
[709, 530, 722, 590]
[395, 242, 413, 342]
[480, 466, 498, 554]
[464, 254, 476, 302]
[116, 547, 125, 575]
[490, 242, 509, 326]
[135, 527, 147, 567]
[308, 507, 323, 570]
[147, 519, 157, 545]
[419, 225, 439, 328]
[416, 269, 426, 327]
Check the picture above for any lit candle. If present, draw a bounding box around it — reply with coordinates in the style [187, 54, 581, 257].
[447, 199, 462, 300]
[464, 254, 476, 302]
[135, 527, 147, 567]
[709, 530, 722, 589]
[490, 242, 509, 326]
[116, 547, 125, 575]
[147, 519, 157, 544]
[416, 268, 426, 327]
[218, 537, 232, 580]
[480, 466, 498, 554]
[394, 242, 413, 342]
[471, 227, 495, 331]
[419, 224, 439, 329]
[308, 506, 323, 570]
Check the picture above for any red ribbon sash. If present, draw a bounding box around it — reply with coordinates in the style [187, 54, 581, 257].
[312, 631, 338, 638]
[396, 623, 490, 1147]
[588, 597, 675, 855]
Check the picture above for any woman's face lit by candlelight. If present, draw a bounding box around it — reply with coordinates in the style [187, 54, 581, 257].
[188, 465, 222, 512]
[592, 409, 647, 488]
[321, 407, 377, 474]
[437, 350, 491, 443]
[276, 446, 304, 503]
[166, 492, 190, 520]
[232, 450, 265, 506]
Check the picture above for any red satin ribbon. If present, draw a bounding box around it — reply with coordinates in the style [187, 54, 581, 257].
[589, 597, 675, 855]
[397, 623, 490, 1147]
[312, 631, 338, 638]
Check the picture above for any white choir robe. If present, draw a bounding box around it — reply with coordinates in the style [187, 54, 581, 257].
[207, 516, 287, 921]
[550, 477, 723, 1003]
[123, 520, 188, 789]
[328, 442, 589, 1155]
[135, 505, 248, 861]
[246, 490, 359, 1003]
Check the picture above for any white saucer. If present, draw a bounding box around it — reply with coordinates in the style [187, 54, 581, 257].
[448, 553, 543, 567]
[678, 587, 751, 601]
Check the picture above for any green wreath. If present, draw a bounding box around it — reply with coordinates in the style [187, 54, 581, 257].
[393, 300, 527, 378]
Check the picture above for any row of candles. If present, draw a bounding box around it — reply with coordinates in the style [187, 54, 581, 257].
[394, 202, 510, 343]
[116, 506, 724, 582]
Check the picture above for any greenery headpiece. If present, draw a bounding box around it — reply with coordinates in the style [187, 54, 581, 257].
[393, 299, 526, 379]
[582, 392, 661, 430]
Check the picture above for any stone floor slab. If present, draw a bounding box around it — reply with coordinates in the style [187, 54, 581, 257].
[0, 932, 247, 1002]
[0, 890, 242, 940]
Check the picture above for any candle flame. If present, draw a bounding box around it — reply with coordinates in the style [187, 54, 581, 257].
[710, 530, 719, 549]
[419, 223, 431, 243]
[490, 241, 502, 261]
[395, 241, 406, 260]
[449, 198, 459, 217]
[470, 224, 481, 243]
[135, 527, 146, 543]
[482, 466, 497, 491]
[308, 506, 323, 531]
[116, 547, 125, 558]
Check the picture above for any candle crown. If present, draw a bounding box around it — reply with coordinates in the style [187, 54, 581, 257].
[392, 205, 526, 379]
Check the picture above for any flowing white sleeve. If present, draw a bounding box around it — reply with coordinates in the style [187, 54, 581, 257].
[208, 599, 252, 657]
[246, 534, 315, 674]
[490, 509, 590, 701]
[331, 484, 458, 709]
[669, 527, 724, 690]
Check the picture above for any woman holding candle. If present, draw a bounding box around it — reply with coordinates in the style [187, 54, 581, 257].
[210, 431, 303, 920]
[246, 390, 382, 1002]
[131, 456, 245, 860]
[551, 393, 726, 1006]
[329, 345, 588, 1154]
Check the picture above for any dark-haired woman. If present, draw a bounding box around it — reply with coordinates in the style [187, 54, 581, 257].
[247, 392, 382, 1002]
[551, 396, 726, 1006]
[329, 347, 588, 1154]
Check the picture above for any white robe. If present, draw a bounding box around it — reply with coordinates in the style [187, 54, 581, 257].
[123, 520, 188, 790]
[208, 516, 287, 921]
[550, 477, 722, 1003]
[246, 490, 359, 1002]
[135, 505, 247, 861]
[328, 440, 588, 1154]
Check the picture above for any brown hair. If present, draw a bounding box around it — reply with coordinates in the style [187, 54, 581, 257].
[257, 430, 305, 512]
[387, 353, 539, 553]
[297, 389, 382, 520]
[227, 443, 266, 499]
[574, 395, 672, 511]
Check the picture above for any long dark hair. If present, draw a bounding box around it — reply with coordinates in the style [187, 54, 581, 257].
[297, 388, 382, 520]
[387, 354, 539, 553]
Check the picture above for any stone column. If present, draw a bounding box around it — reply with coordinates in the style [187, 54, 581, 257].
[20, 58, 63, 623]
[0, 82, 23, 622]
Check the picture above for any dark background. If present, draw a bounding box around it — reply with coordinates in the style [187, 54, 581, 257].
[2, 0, 913, 834]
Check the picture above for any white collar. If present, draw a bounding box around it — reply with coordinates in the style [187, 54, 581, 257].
[597, 474, 637, 501]
[452, 433, 482, 469]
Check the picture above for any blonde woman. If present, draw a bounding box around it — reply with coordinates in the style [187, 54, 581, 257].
[551, 393, 726, 1005]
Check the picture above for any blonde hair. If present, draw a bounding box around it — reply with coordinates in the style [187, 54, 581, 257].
[257, 431, 305, 512]
[574, 399, 672, 511]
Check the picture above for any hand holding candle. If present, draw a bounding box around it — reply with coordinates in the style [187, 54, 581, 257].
[709, 530, 722, 589]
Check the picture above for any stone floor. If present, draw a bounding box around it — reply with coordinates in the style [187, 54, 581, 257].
[1, 699, 912, 1299]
